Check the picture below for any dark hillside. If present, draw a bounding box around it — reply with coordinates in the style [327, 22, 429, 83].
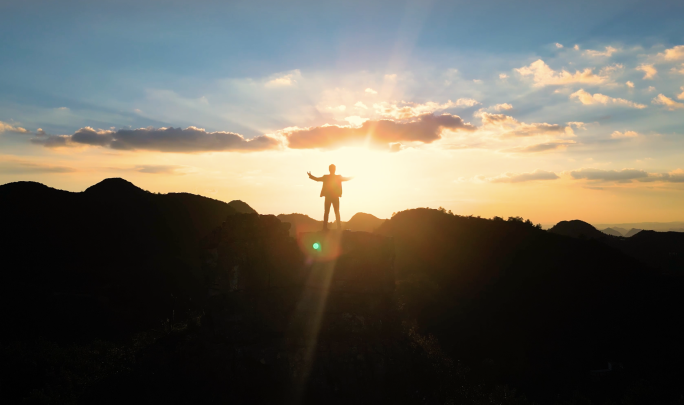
[0, 178, 240, 341]
[548, 219, 607, 239]
[344, 212, 386, 232]
[377, 209, 684, 402]
[227, 199, 257, 214]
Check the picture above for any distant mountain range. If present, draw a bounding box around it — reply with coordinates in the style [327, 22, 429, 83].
[549, 219, 684, 272]
[593, 221, 684, 233]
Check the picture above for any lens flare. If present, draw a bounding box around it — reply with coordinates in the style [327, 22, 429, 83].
[313, 242, 320, 250]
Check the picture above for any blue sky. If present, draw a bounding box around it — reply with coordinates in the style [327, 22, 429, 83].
[1, 0, 683, 223]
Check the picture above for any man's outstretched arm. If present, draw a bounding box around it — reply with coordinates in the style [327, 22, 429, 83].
[307, 171, 323, 181]
[341, 176, 354, 181]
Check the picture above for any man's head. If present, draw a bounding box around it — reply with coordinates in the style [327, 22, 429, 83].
[329, 164, 336, 174]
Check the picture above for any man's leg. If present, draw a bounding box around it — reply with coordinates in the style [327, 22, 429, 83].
[332, 197, 341, 230]
[323, 197, 331, 230]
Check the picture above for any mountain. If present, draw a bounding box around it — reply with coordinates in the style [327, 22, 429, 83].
[0, 178, 245, 340]
[548, 219, 607, 239]
[277, 212, 388, 236]
[593, 222, 684, 233]
[625, 228, 643, 237]
[344, 212, 386, 232]
[613, 226, 629, 235]
[601, 227, 623, 236]
[227, 199, 257, 214]
[277, 213, 322, 235]
[376, 208, 684, 401]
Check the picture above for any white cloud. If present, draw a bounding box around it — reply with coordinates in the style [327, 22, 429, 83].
[384, 74, 397, 80]
[652, 94, 684, 110]
[570, 167, 684, 183]
[365, 88, 378, 94]
[647, 86, 656, 92]
[626, 81, 634, 88]
[489, 169, 560, 183]
[502, 141, 576, 153]
[491, 103, 513, 111]
[327, 105, 346, 112]
[344, 116, 369, 127]
[570, 168, 648, 182]
[656, 45, 684, 61]
[499, 73, 508, 79]
[0, 120, 29, 134]
[265, 70, 301, 87]
[611, 130, 639, 138]
[555, 43, 563, 49]
[473, 79, 483, 83]
[480, 113, 574, 137]
[677, 86, 684, 100]
[599, 63, 623, 75]
[354, 101, 368, 109]
[515, 59, 609, 86]
[573, 44, 580, 51]
[583, 46, 619, 57]
[569, 89, 647, 109]
[670, 64, 684, 75]
[374, 99, 479, 119]
[636, 64, 657, 79]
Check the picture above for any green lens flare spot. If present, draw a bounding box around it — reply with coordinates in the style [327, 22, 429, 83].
[313, 242, 320, 250]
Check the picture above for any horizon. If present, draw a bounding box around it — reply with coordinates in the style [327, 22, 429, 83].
[1, 0, 684, 224]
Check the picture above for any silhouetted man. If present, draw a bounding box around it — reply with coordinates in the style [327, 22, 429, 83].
[307, 164, 352, 231]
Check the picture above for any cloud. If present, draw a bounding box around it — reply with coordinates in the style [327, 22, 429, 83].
[570, 168, 648, 182]
[489, 169, 560, 183]
[365, 88, 378, 94]
[656, 45, 684, 61]
[502, 141, 575, 153]
[650, 169, 684, 183]
[636, 64, 657, 79]
[480, 112, 571, 137]
[0, 121, 29, 134]
[285, 113, 476, 150]
[265, 70, 301, 87]
[678, 86, 684, 100]
[611, 130, 638, 138]
[671, 64, 684, 75]
[0, 159, 75, 174]
[344, 116, 368, 126]
[133, 165, 191, 175]
[384, 74, 397, 80]
[354, 101, 368, 109]
[652, 94, 684, 110]
[583, 46, 619, 57]
[515, 59, 609, 86]
[573, 44, 580, 51]
[570, 167, 684, 183]
[491, 103, 513, 111]
[499, 73, 508, 79]
[373, 99, 479, 119]
[32, 126, 281, 152]
[569, 89, 647, 109]
[555, 43, 563, 49]
[626, 81, 634, 88]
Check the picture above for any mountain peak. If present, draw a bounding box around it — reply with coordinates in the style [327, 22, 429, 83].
[228, 200, 257, 214]
[84, 178, 147, 196]
[549, 219, 605, 239]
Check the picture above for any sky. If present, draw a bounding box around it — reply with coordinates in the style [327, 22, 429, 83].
[1, 0, 684, 225]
